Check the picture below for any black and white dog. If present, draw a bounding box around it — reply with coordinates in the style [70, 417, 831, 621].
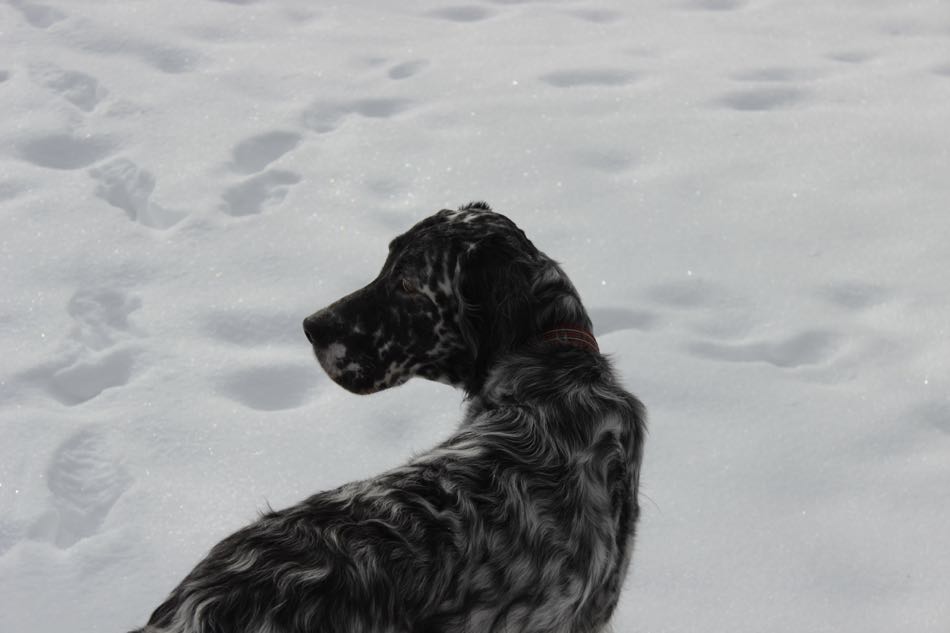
[135, 203, 645, 633]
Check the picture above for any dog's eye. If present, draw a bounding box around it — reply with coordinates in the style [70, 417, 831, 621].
[401, 279, 420, 294]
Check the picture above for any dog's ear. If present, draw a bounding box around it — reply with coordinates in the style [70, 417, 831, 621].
[457, 236, 535, 392]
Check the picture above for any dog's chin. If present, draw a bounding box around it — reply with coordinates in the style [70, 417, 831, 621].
[344, 373, 413, 395]
[337, 379, 383, 396]
[320, 369, 409, 396]
[315, 364, 372, 395]
[311, 344, 415, 395]
[311, 346, 367, 394]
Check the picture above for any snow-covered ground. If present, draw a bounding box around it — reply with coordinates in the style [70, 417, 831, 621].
[2, 0, 949, 631]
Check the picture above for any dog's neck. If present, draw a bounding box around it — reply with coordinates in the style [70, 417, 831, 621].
[525, 263, 599, 354]
[531, 262, 594, 342]
[463, 259, 597, 395]
[540, 324, 599, 353]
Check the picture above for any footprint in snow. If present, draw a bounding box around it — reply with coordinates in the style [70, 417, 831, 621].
[218, 363, 316, 411]
[367, 177, 410, 201]
[573, 147, 637, 174]
[141, 44, 200, 74]
[0, 180, 29, 202]
[680, 0, 747, 10]
[387, 60, 428, 81]
[90, 158, 187, 229]
[826, 50, 875, 64]
[0, 517, 28, 557]
[730, 67, 820, 83]
[16, 132, 118, 170]
[28, 427, 132, 548]
[301, 98, 413, 134]
[644, 278, 760, 339]
[818, 281, 890, 311]
[63, 287, 143, 350]
[8, 0, 67, 29]
[31, 64, 108, 112]
[540, 68, 638, 88]
[568, 9, 623, 24]
[590, 307, 660, 336]
[425, 6, 495, 22]
[688, 330, 842, 369]
[47, 287, 144, 404]
[483, 0, 531, 4]
[912, 400, 950, 435]
[645, 278, 723, 309]
[228, 131, 301, 175]
[220, 169, 301, 217]
[46, 348, 138, 405]
[717, 87, 808, 111]
[16, 288, 144, 405]
[63, 23, 202, 75]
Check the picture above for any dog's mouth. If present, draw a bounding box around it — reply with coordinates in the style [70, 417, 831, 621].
[311, 344, 383, 395]
[313, 342, 348, 376]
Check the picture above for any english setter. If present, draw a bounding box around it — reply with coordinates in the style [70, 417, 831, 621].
[134, 202, 646, 633]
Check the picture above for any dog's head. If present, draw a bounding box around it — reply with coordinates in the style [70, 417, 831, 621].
[303, 202, 563, 395]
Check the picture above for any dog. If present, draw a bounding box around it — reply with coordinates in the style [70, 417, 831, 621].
[134, 202, 645, 633]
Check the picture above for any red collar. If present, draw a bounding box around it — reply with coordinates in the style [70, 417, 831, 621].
[540, 324, 600, 353]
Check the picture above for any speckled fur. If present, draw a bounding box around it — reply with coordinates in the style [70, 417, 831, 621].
[134, 203, 645, 633]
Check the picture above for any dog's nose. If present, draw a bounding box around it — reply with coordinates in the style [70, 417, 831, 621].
[303, 316, 320, 345]
[303, 310, 344, 347]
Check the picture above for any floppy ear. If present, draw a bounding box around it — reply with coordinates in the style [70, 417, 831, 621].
[457, 237, 535, 391]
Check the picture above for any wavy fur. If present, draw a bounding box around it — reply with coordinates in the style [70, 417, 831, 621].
[134, 203, 645, 633]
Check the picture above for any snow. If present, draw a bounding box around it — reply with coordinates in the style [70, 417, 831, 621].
[1, 0, 949, 631]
